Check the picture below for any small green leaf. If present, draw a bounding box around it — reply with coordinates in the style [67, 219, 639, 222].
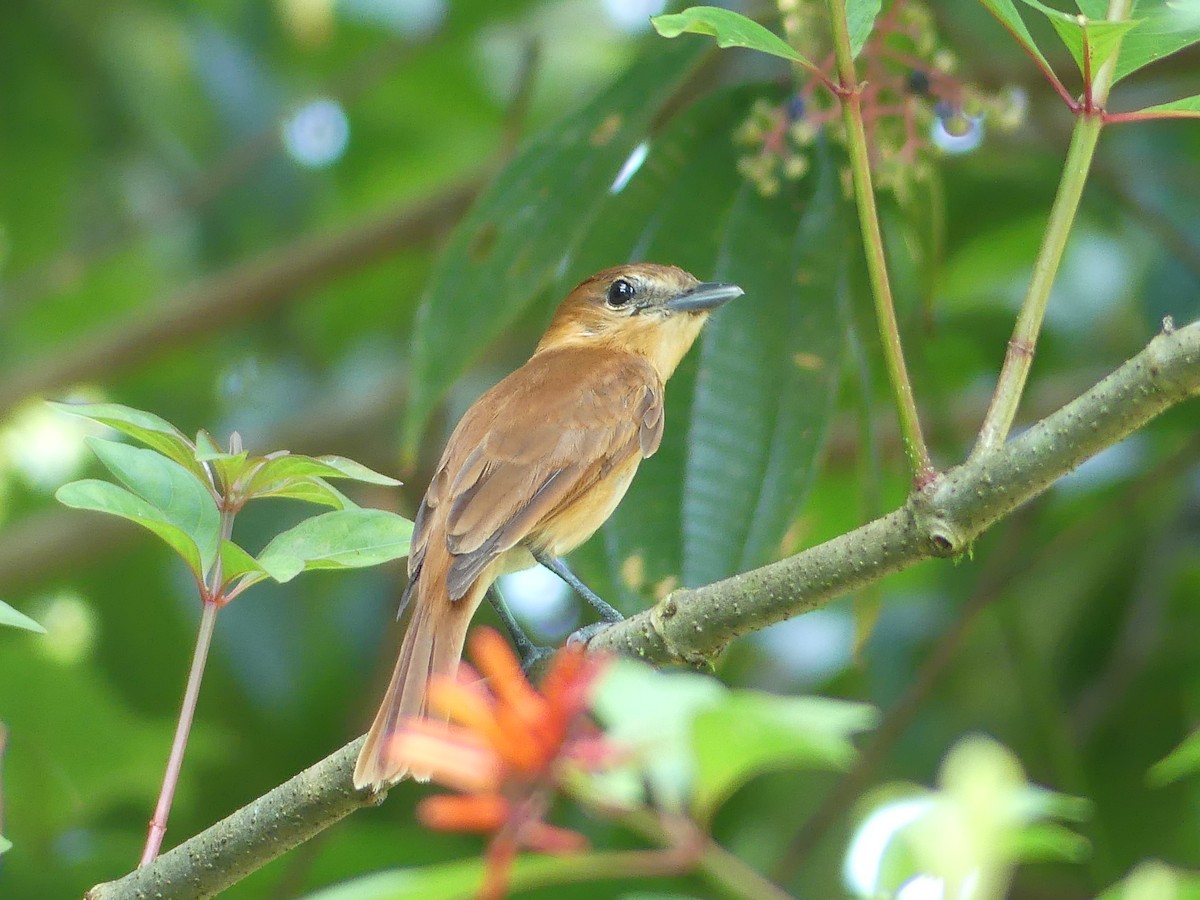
[1019, 0, 1141, 77]
[49, 401, 204, 479]
[245, 453, 400, 496]
[85, 438, 221, 572]
[1148, 729, 1200, 786]
[252, 477, 358, 510]
[979, 0, 1057, 77]
[194, 429, 226, 461]
[1099, 860, 1200, 900]
[651, 6, 815, 67]
[219, 540, 267, 588]
[1112, 3, 1200, 83]
[847, 0, 883, 57]
[0, 834, 11, 856]
[691, 693, 877, 820]
[56, 480, 205, 577]
[1128, 93, 1200, 117]
[255, 509, 413, 583]
[0, 599, 46, 633]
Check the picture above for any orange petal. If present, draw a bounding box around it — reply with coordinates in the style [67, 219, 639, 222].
[468, 628, 547, 724]
[418, 793, 509, 833]
[426, 677, 504, 743]
[388, 731, 502, 793]
[520, 821, 590, 854]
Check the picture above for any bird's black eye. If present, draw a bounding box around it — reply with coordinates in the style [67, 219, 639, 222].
[606, 278, 636, 308]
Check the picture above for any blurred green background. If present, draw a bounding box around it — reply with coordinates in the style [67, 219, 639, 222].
[1, 0, 1199, 896]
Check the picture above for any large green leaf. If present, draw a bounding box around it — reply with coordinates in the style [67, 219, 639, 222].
[56, 479, 206, 578]
[49, 401, 205, 480]
[1112, 2, 1200, 83]
[1019, 0, 1141, 78]
[651, 6, 814, 65]
[691, 693, 877, 821]
[245, 453, 400, 495]
[84, 437, 221, 573]
[0, 599, 46, 633]
[682, 151, 845, 588]
[402, 38, 710, 457]
[255, 509, 413, 583]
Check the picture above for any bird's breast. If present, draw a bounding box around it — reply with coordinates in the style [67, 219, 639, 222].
[529, 453, 642, 557]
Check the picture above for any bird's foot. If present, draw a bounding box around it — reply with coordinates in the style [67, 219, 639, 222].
[566, 621, 614, 646]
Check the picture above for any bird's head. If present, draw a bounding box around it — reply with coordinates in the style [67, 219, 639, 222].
[536, 263, 743, 381]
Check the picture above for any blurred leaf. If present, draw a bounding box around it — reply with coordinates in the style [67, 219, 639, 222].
[0, 834, 10, 855]
[1099, 859, 1200, 900]
[847, 0, 883, 57]
[1130, 94, 1200, 117]
[56, 479, 205, 579]
[651, 6, 814, 66]
[590, 658, 725, 810]
[403, 37, 709, 458]
[245, 453, 401, 495]
[1112, 3, 1200, 83]
[306, 851, 671, 900]
[255, 509, 412, 583]
[48, 401, 204, 480]
[691, 693, 876, 820]
[0, 599, 45, 633]
[1019, 0, 1140, 77]
[978, 0, 1057, 77]
[84, 437, 221, 573]
[682, 150, 845, 588]
[1010, 821, 1092, 863]
[1147, 728, 1200, 786]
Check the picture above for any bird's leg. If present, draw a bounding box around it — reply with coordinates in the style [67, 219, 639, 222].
[485, 583, 553, 671]
[532, 549, 624, 623]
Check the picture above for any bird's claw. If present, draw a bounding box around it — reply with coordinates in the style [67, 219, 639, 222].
[567, 621, 615, 646]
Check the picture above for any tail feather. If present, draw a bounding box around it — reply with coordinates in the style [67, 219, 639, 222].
[353, 597, 470, 790]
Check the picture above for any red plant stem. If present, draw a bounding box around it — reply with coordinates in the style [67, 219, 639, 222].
[139, 598, 220, 865]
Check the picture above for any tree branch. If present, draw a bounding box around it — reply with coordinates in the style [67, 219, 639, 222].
[84, 739, 380, 900]
[83, 319, 1200, 898]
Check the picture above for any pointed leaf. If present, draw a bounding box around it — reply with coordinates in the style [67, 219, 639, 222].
[403, 37, 709, 458]
[651, 6, 815, 66]
[691, 693, 877, 820]
[85, 437, 221, 572]
[49, 401, 204, 479]
[219, 540, 267, 587]
[0, 599, 46, 634]
[255, 509, 413, 583]
[1019, 0, 1140, 77]
[978, 0, 1057, 77]
[194, 429, 226, 461]
[1113, 3, 1200, 83]
[1148, 728, 1200, 786]
[847, 0, 884, 57]
[252, 476, 358, 510]
[245, 453, 400, 495]
[1128, 93, 1200, 118]
[56, 479, 205, 577]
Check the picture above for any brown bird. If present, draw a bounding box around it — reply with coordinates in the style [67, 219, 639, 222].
[353, 263, 743, 790]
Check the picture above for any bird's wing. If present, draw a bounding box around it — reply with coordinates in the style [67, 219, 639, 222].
[416, 349, 663, 602]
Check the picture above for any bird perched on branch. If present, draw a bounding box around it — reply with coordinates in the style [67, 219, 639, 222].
[354, 263, 743, 791]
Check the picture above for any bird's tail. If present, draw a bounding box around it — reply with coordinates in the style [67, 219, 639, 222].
[352, 589, 471, 791]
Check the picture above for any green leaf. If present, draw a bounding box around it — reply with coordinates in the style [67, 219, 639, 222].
[84, 437, 221, 573]
[402, 36, 709, 458]
[0, 834, 10, 856]
[1128, 93, 1200, 117]
[306, 851, 666, 900]
[219, 540, 267, 588]
[49, 402, 205, 480]
[252, 476, 359, 510]
[682, 150, 845, 588]
[0, 599, 46, 633]
[245, 453, 400, 495]
[691, 693, 877, 820]
[1112, 3, 1200, 83]
[1148, 729, 1200, 786]
[590, 659, 726, 810]
[255, 509, 412, 583]
[56, 479, 205, 578]
[1099, 860, 1200, 900]
[194, 430, 251, 489]
[978, 0, 1057, 77]
[847, 0, 884, 57]
[1019, 1, 1141, 77]
[651, 6, 815, 66]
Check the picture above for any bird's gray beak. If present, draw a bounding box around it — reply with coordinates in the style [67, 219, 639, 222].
[663, 281, 744, 313]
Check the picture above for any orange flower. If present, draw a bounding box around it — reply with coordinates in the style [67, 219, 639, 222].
[387, 627, 613, 899]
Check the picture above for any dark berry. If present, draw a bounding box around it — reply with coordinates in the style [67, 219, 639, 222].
[787, 94, 806, 121]
[934, 99, 956, 120]
[907, 70, 931, 95]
